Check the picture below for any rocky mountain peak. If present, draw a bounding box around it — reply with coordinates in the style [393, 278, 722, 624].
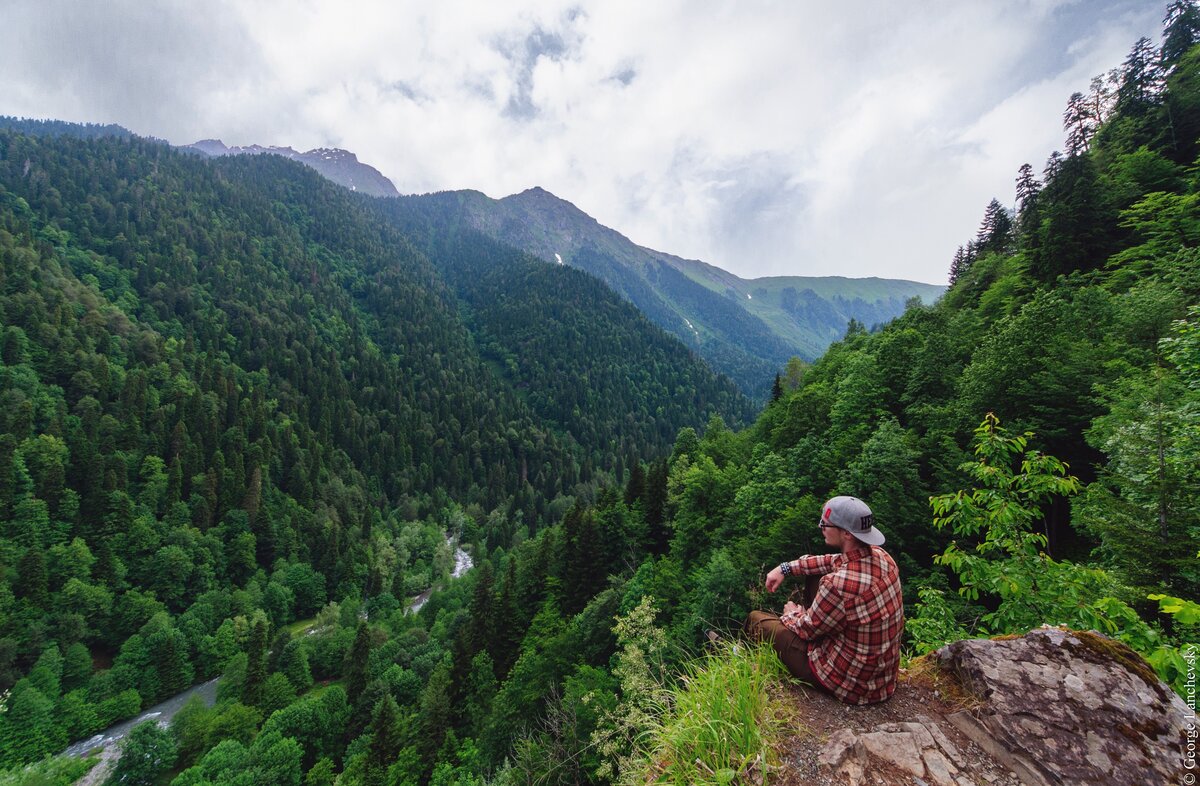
[182, 139, 398, 198]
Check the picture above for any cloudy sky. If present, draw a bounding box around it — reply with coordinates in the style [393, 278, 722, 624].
[0, 1, 1164, 284]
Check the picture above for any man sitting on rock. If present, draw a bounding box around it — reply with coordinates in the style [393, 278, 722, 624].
[744, 495, 904, 705]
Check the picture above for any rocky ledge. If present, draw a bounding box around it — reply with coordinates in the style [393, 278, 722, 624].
[774, 627, 1188, 786]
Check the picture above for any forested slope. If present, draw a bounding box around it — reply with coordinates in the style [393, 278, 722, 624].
[0, 120, 750, 780]
[393, 187, 942, 400]
[377, 195, 756, 478]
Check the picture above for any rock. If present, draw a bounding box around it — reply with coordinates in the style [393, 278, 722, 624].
[935, 627, 1187, 786]
[805, 628, 1186, 786]
[858, 730, 926, 776]
[817, 716, 976, 786]
[818, 728, 867, 784]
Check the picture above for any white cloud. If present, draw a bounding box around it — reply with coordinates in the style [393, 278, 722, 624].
[0, 0, 1165, 284]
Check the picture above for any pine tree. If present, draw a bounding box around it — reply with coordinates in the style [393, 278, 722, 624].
[1044, 150, 1064, 182]
[1088, 70, 1121, 125]
[243, 618, 268, 707]
[345, 621, 371, 706]
[1116, 36, 1163, 115]
[15, 547, 49, 607]
[1015, 163, 1042, 215]
[1064, 91, 1098, 155]
[644, 458, 669, 554]
[948, 245, 968, 286]
[1162, 1, 1200, 71]
[365, 695, 402, 786]
[977, 200, 1014, 256]
[489, 559, 521, 679]
[623, 461, 646, 506]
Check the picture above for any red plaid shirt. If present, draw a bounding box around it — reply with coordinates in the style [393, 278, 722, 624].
[781, 544, 904, 704]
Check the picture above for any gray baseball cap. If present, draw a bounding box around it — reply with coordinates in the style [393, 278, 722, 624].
[821, 495, 885, 546]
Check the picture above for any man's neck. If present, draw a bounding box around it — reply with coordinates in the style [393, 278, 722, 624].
[841, 539, 870, 556]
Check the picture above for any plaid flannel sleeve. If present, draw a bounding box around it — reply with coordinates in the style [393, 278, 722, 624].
[782, 578, 845, 640]
[793, 553, 839, 576]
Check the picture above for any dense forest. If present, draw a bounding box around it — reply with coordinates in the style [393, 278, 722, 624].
[1, 4, 1199, 785]
[0, 106, 747, 782]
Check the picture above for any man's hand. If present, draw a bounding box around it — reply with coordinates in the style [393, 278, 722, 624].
[781, 600, 804, 627]
[765, 565, 784, 593]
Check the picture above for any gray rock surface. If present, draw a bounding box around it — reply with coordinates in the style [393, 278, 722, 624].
[808, 628, 1187, 786]
[935, 627, 1187, 785]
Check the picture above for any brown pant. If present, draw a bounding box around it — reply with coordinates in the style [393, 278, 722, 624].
[743, 575, 830, 692]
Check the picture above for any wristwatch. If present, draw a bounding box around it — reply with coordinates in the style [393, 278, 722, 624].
[778, 561, 792, 577]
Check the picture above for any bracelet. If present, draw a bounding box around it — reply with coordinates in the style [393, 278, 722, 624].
[778, 561, 792, 577]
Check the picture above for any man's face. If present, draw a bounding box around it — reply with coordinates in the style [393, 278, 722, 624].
[821, 520, 845, 548]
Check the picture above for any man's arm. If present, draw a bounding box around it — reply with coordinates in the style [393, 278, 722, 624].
[764, 553, 840, 593]
[794, 554, 840, 575]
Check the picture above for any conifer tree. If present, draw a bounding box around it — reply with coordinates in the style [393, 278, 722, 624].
[644, 458, 669, 553]
[1162, 1, 1200, 71]
[1015, 164, 1042, 217]
[243, 617, 268, 707]
[1064, 91, 1098, 155]
[1117, 37, 1163, 115]
[345, 621, 371, 707]
[948, 245, 968, 286]
[623, 461, 646, 506]
[976, 199, 1014, 255]
[365, 694, 402, 786]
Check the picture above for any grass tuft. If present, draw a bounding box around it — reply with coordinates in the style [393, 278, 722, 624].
[635, 642, 786, 785]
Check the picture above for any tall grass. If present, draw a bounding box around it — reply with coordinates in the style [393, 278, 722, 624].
[634, 642, 786, 785]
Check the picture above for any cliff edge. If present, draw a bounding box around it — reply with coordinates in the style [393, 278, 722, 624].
[772, 627, 1188, 786]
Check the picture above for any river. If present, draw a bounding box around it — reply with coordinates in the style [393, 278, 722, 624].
[64, 677, 219, 759]
[408, 543, 473, 613]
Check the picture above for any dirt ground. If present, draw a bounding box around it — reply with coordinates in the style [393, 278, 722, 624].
[764, 663, 1023, 786]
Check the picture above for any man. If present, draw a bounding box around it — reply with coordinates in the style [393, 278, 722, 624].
[744, 495, 904, 705]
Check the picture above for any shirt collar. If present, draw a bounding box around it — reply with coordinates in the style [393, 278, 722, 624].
[841, 542, 872, 561]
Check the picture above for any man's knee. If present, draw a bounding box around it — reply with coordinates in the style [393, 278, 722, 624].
[744, 610, 781, 641]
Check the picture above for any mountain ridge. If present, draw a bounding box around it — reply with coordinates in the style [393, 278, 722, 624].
[184, 138, 400, 198]
[404, 185, 944, 398]
[4, 114, 941, 401]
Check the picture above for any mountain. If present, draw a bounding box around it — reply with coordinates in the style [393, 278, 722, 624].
[184, 138, 400, 198]
[397, 186, 943, 398]
[374, 198, 756, 470]
[177, 133, 943, 400]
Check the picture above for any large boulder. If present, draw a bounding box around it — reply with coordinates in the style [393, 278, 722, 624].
[934, 627, 1188, 785]
[804, 627, 1187, 786]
